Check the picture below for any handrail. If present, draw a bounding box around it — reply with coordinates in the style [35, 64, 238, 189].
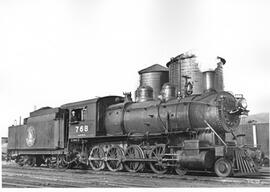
[204, 120, 227, 146]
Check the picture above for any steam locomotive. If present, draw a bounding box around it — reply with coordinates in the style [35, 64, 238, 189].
[7, 53, 257, 177]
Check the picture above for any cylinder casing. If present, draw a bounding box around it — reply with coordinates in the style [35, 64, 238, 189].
[177, 150, 215, 170]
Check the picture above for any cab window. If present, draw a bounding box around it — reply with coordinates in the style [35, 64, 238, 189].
[70, 107, 87, 123]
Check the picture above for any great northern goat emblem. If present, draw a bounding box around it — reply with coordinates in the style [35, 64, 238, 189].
[26, 126, 36, 147]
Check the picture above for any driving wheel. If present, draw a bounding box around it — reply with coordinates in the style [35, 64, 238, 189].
[149, 145, 167, 174]
[106, 146, 125, 172]
[89, 146, 105, 171]
[124, 145, 145, 172]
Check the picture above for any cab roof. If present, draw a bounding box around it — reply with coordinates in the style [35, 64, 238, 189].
[60, 96, 123, 108]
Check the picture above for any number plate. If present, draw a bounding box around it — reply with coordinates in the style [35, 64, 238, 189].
[69, 124, 93, 138]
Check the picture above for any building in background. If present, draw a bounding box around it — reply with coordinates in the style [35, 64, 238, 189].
[2, 137, 8, 160]
[227, 113, 269, 161]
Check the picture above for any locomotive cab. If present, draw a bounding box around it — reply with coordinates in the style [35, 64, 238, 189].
[61, 96, 124, 139]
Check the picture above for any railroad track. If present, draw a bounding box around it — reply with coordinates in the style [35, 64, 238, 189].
[2, 182, 41, 188]
[2, 164, 270, 187]
[5, 164, 270, 182]
[2, 165, 163, 187]
[2, 171, 155, 188]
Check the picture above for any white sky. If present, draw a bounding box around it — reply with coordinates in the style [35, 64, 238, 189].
[1, 0, 270, 137]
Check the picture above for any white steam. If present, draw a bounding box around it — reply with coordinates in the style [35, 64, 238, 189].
[183, 49, 222, 72]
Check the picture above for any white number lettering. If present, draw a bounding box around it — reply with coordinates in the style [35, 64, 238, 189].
[75, 125, 89, 134]
[80, 125, 84, 132]
[84, 125, 88, 132]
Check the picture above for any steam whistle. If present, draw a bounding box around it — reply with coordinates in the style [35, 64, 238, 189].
[182, 75, 193, 96]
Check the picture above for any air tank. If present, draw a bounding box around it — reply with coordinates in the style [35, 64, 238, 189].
[138, 64, 169, 100]
[166, 53, 203, 95]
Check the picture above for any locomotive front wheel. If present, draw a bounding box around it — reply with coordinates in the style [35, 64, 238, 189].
[89, 146, 105, 171]
[106, 146, 125, 172]
[149, 145, 167, 174]
[124, 145, 145, 172]
[214, 158, 232, 177]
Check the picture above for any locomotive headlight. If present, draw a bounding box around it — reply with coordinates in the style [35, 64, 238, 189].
[238, 98, 247, 109]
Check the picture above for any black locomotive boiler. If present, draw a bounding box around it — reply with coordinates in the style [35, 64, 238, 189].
[7, 53, 256, 177]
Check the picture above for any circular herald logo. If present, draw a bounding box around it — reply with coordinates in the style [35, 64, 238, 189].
[26, 126, 36, 147]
